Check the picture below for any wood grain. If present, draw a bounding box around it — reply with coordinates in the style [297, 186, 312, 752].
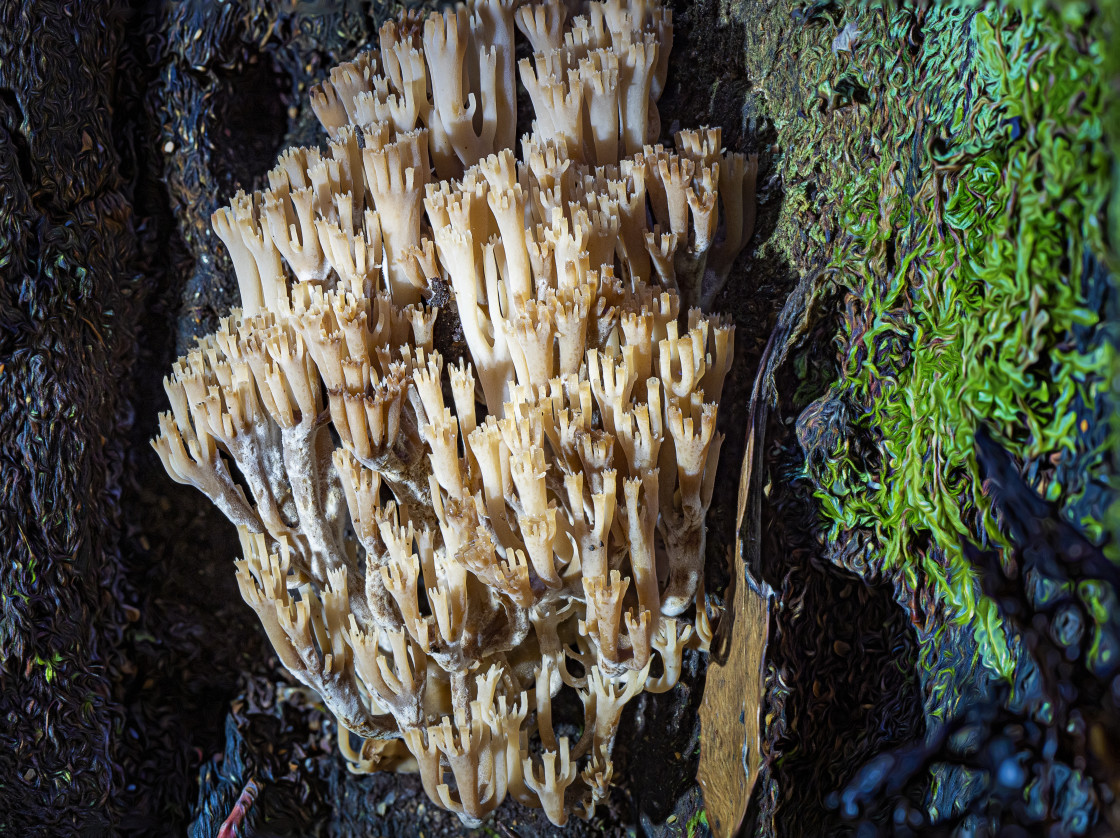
[698, 270, 821, 837]
[697, 533, 771, 837]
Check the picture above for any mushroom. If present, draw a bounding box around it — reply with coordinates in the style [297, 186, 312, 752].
[153, 0, 751, 827]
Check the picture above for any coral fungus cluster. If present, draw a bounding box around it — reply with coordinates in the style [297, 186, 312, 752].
[153, 0, 755, 825]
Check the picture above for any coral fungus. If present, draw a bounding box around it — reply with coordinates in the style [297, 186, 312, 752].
[152, 0, 755, 825]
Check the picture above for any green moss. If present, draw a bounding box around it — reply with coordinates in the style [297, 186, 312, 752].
[1101, 0, 1120, 562]
[788, 2, 1113, 674]
[686, 808, 709, 838]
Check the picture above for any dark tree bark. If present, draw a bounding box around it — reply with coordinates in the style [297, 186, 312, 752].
[0, 0, 138, 831]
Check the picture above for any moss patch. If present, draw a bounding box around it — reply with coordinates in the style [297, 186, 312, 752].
[756, 1, 1113, 675]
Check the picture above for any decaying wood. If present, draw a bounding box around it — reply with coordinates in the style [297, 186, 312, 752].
[699, 270, 823, 837]
[697, 535, 771, 836]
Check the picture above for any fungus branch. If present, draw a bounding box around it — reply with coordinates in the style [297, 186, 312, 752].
[153, 0, 756, 827]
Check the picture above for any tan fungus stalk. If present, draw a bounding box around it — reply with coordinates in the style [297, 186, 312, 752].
[153, 0, 756, 827]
